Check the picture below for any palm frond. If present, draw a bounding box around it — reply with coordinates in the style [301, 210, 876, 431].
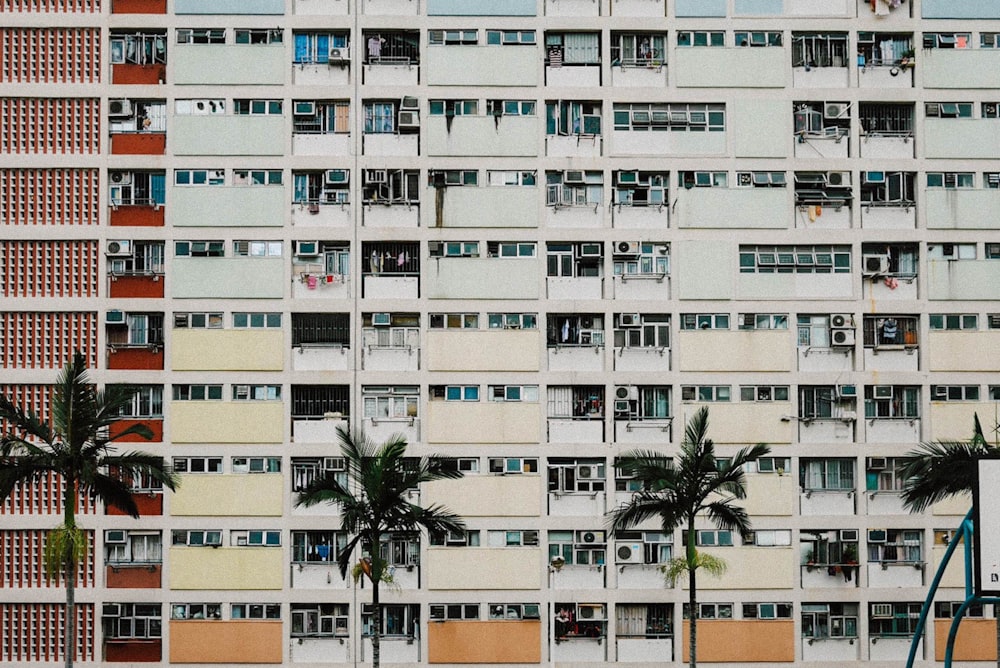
[87, 473, 141, 518]
[703, 500, 752, 538]
[899, 435, 994, 513]
[0, 395, 55, 449]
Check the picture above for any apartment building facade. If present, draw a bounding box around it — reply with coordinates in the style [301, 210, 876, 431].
[2, 0, 1000, 664]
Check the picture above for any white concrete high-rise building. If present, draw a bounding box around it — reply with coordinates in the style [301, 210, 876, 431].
[2, 0, 1000, 664]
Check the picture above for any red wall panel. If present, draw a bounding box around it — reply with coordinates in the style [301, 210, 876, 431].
[1, 0, 99, 10]
[0, 530, 94, 588]
[111, 0, 164, 13]
[111, 63, 165, 85]
[0, 169, 100, 226]
[0, 469, 97, 516]
[105, 639, 161, 661]
[109, 205, 164, 227]
[110, 133, 166, 155]
[1, 98, 100, 154]
[1, 240, 99, 298]
[109, 418, 163, 443]
[108, 275, 164, 299]
[105, 564, 161, 589]
[0, 312, 98, 369]
[106, 347, 164, 370]
[0, 603, 95, 663]
[1, 28, 101, 83]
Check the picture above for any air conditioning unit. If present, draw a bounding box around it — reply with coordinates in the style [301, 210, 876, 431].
[578, 604, 605, 620]
[577, 465, 595, 479]
[294, 241, 320, 257]
[366, 169, 388, 184]
[400, 96, 419, 111]
[564, 170, 585, 184]
[831, 329, 855, 346]
[827, 171, 850, 187]
[109, 171, 132, 186]
[615, 241, 640, 256]
[616, 171, 639, 186]
[616, 542, 643, 564]
[577, 243, 602, 258]
[837, 384, 858, 399]
[333, 616, 349, 636]
[986, 103, 998, 116]
[615, 385, 639, 401]
[868, 529, 887, 543]
[398, 110, 420, 129]
[106, 310, 126, 325]
[872, 603, 892, 618]
[102, 604, 122, 617]
[323, 457, 345, 471]
[105, 530, 127, 544]
[328, 47, 348, 63]
[862, 254, 890, 276]
[577, 530, 605, 544]
[614, 399, 631, 415]
[109, 99, 133, 117]
[619, 313, 641, 327]
[867, 457, 888, 470]
[737, 172, 754, 187]
[840, 529, 859, 542]
[824, 102, 849, 119]
[830, 313, 854, 329]
[874, 386, 893, 399]
[293, 101, 316, 116]
[932, 386, 948, 400]
[325, 169, 349, 185]
[372, 312, 391, 327]
[106, 240, 133, 257]
[863, 171, 886, 184]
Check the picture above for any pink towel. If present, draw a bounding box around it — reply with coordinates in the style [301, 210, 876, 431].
[307, 275, 318, 290]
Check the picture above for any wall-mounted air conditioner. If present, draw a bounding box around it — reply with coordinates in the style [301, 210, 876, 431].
[323, 457, 346, 471]
[840, 529, 859, 542]
[615, 542, 643, 564]
[294, 241, 320, 257]
[619, 313, 640, 327]
[366, 169, 388, 184]
[326, 169, 349, 186]
[106, 310, 126, 325]
[578, 604, 606, 620]
[867, 457, 887, 470]
[862, 254, 890, 276]
[867, 529, 887, 543]
[874, 386, 893, 399]
[824, 102, 849, 119]
[109, 171, 132, 186]
[827, 171, 850, 187]
[372, 312, 391, 326]
[293, 101, 316, 116]
[837, 384, 857, 399]
[830, 313, 854, 329]
[615, 385, 639, 401]
[615, 241, 640, 256]
[616, 171, 639, 186]
[831, 329, 855, 347]
[564, 170, 585, 184]
[398, 110, 419, 129]
[109, 99, 133, 117]
[576, 530, 605, 544]
[102, 604, 122, 617]
[329, 48, 348, 63]
[105, 530, 127, 544]
[107, 240, 133, 257]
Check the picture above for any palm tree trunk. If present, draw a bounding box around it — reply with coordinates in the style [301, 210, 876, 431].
[371, 580, 380, 668]
[687, 522, 697, 668]
[63, 479, 76, 668]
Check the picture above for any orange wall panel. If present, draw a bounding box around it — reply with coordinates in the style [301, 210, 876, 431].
[109, 206, 164, 227]
[427, 620, 541, 664]
[169, 621, 282, 664]
[107, 347, 164, 370]
[110, 133, 165, 155]
[111, 64, 165, 85]
[104, 640, 160, 662]
[110, 419, 163, 443]
[682, 620, 795, 663]
[112, 0, 166, 12]
[934, 618, 998, 661]
[105, 492, 162, 517]
[106, 564, 161, 588]
[108, 275, 164, 298]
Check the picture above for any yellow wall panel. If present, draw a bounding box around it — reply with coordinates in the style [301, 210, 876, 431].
[426, 402, 541, 444]
[426, 548, 541, 590]
[171, 474, 283, 516]
[172, 330, 284, 371]
[170, 402, 283, 443]
[423, 475, 540, 517]
[169, 548, 283, 590]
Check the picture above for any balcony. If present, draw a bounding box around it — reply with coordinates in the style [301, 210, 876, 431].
[170, 187, 284, 228]
[110, 204, 164, 227]
[426, 116, 539, 157]
[292, 132, 351, 156]
[426, 401, 540, 444]
[110, 132, 166, 155]
[291, 200, 352, 228]
[105, 640, 161, 663]
[109, 418, 163, 443]
[107, 344, 163, 371]
[800, 489, 856, 517]
[112, 63, 166, 85]
[427, 330, 540, 371]
[291, 416, 349, 444]
[112, 0, 166, 12]
[292, 344, 352, 372]
[105, 563, 161, 589]
[106, 491, 163, 516]
[108, 273, 164, 299]
[292, 61, 351, 87]
[861, 202, 915, 229]
[865, 418, 920, 444]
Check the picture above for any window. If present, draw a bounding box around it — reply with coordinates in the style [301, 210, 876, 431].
[292, 458, 347, 494]
[428, 99, 478, 116]
[429, 529, 481, 547]
[859, 103, 914, 138]
[170, 603, 221, 620]
[172, 457, 223, 473]
[172, 385, 222, 401]
[231, 385, 281, 401]
[175, 240, 224, 257]
[991, 314, 1000, 330]
[428, 313, 478, 329]
[546, 244, 603, 278]
[487, 241, 537, 258]
[176, 28, 225, 44]
[429, 241, 479, 258]
[428, 170, 478, 187]
[739, 245, 852, 274]
[614, 313, 669, 349]
[800, 459, 855, 491]
[488, 313, 537, 329]
[486, 530, 539, 547]
[171, 530, 222, 546]
[291, 604, 349, 637]
[488, 30, 536, 45]
[233, 313, 281, 329]
[434, 385, 480, 402]
[428, 29, 478, 45]
[612, 33, 666, 67]
[866, 457, 908, 492]
[234, 29, 282, 44]
[175, 169, 225, 186]
[929, 314, 978, 330]
[613, 172, 668, 207]
[681, 171, 728, 188]
[547, 386, 604, 418]
[234, 99, 282, 115]
[174, 312, 223, 329]
[794, 170, 852, 204]
[362, 604, 419, 637]
[175, 98, 227, 115]
[546, 172, 603, 207]
[293, 32, 349, 64]
[862, 316, 918, 348]
[103, 603, 161, 639]
[105, 531, 162, 565]
[740, 386, 789, 402]
[489, 385, 538, 402]
[983, 102, 1000, 119]
[792, 32, 848, 67]
[113, 385, 163, 418]
[923, 32, 972, 49]
[231, 457, 281, 474]
[291, 531, 345, 564]
[554, 603, 607, 639]
[363, 31, 420, 64]
[861, 171, 915, 205]
[110, 31, 167, 65]
[434, 458, 479, 474]
[485, 100, 536, 117]
[613, 242, 669, 276]
[233, 170, 282, 186]
[363, 386, 419, 420]
[867, 529, 922, 563]
[797, 314, 842, 348]
[928, 242, 977, 260]
[364, 101, 397, 133]
[234, 240, 282, 257]
[742, 603, 793, 619]
[936, 602, 984, 619]
[377, 533, 419, 567]
[548, 531, 606, 566]
[487, 170, 536, 186]
[738, 313, 789, 330]
[931, 385, 980, 402]
[488, 603, 540, 620]
[362, 170, 419, 205]
[801, 529, 859, 567]
[681, 313, 729, 330]
[488, 457, 537, 474]
[231, 604, 281, 620]
[429, 604, 480, 620]
[614, 386, 670, 421]
[548, 459, 606, 493]
[230, 530, 281, 547]
[865, 386, 919, 419]
[982, 33, 1000, 48]
[925, 103, 974, 119]
[798, 386, 838, 420]
[683, 603, 733, 619]
[547, 314, 605, 346]
[362, 312, 420, 349]
[802, 603, 859, 639]
[681, 386, 731, 402]
[291, 385, 350, 419]
[735, 31, 782, 47]
[545, 32, 598, 64]
[736, 171, 787, 188]
[677, 31, 724, 47]
[613, 103, 725, 132]
[927, 172, 974, 188]
[293, 170, 350, 205]
[745, 530, 792, 546]
[694, 530, 733, 546]
[614, 531, 673, 564]
[546, 100, 602, 136]
[109, 171, 166, 208]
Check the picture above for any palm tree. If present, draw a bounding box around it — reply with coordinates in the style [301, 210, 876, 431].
[899, 414, 1000, 667]
[295, 426, 465, 668]
[0, 351, 178, 668]
[609, 406, 770, 668]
